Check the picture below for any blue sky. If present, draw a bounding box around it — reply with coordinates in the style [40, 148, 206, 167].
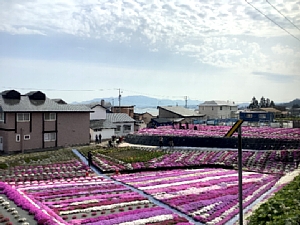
[0, 0, 300, 104]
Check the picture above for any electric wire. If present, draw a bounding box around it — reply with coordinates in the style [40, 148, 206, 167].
[245, 0, 300, 42]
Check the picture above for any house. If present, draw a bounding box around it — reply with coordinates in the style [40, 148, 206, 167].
[133, 112, 155, 131]
[106, 113, 135, 136]
[0, 90, 91, 154]
[239, 111, 274, 123]
[111, 105, 135, 118]
[260, 108, 282, 118]
[156, 106, 205, 126]
[198, 100, 238, 120]
[88, 102, 115, 141]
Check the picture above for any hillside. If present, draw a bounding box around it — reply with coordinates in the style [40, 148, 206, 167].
[74, 95, 202, 108]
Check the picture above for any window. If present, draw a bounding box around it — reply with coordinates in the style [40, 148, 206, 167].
[0, 112, 4, 122]
[44, 113, 56, 121]
[220, 106, 223, 110]
[259, 114, 266, 119]
[116, 126, 121, 132]
[246, 114, 253, 118]
[24, 135, 30, 140]
[124, 125, 131, 132]
[16, 134, 20, 142]
[17, 113, 30, 122]
[44, 133, 56, 141]
[212, 107, 214, 110]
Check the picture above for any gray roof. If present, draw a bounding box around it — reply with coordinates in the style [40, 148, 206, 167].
[158, 106, 204, 117]
[90, 119, 116, 129]
[200, 100, 237, 106]
[0, 96, 92, 112]
[152, 118, 184, 123]
[106, 113, 135, 123]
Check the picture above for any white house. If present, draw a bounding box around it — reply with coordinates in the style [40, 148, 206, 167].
[106, 113, 135, 137]
[88, 103, 115, 141]
[199, 100, 238, 120]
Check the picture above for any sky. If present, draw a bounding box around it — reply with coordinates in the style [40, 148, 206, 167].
[0, 0, 300, 105]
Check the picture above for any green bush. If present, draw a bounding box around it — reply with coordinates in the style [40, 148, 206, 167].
[0, 163, 8, 169]
[248, 175, 300, 225]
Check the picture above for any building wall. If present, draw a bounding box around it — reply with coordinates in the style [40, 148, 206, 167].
[114, 122, 134, 136]
[199, 105, 238, 119]
[90, 128, 115, 141]
[57, 112, 90, 147]
[112, 106, 134, 118]
[90, 106, 106, 120]
[0, 111, 90, 153]
[158, 108, 181, 118]
[239, 112, 273, 122]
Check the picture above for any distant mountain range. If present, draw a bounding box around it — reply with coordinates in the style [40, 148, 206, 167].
[73, 95, 299, 110]
[279, 98, 300, 108]
[74, 95, 237, 109]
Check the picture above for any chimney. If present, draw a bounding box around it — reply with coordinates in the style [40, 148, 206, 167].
[101, 99, 105, 106]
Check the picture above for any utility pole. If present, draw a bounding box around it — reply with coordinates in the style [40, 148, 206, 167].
[118, 88, 121, 113]
[224, 120, 244, 225]
[184, 96, 188, 108]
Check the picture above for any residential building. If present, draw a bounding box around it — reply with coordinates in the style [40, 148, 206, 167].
[111, 105, 135, 118]
[0, 90, 91, 154]
[155, 106, 205, 126]
[239, 111, 274, 123]
[133, 112, 155, 131]
[198, 100, 238, 120]
[87, 102, 115, 141]
[106, 113, 135, 136]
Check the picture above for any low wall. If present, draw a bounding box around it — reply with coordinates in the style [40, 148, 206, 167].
[125, 134, 300, 150]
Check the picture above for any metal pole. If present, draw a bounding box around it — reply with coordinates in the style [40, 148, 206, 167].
[238, 126, 243, 225]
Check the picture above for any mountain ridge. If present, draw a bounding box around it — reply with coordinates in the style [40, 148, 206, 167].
[73, 95, 299, 109]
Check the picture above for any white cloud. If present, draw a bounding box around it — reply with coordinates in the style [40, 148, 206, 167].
[0, 0, 299, 77]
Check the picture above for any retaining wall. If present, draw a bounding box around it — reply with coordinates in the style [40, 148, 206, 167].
[125, 134, 300, 150]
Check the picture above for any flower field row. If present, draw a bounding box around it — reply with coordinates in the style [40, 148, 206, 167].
[0, 160, 93, 183]
[137, 126, 300, 140]
[1, 176, 193, 225]
[112, 168, 280, 225]
[85, 148, 300, 175]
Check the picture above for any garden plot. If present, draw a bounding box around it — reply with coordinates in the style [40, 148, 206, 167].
[1, 176, 193, 225]
[113, 168, 280, 225]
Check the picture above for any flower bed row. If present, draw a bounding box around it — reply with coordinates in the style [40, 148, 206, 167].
[1, 177, 193, 225]
[86, 147, 300, 175]
[137, 126, 300, 140]
[0, 160, 93, 183]
[112, 168, 281, 225]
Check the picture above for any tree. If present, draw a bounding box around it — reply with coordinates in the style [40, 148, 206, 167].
[249, 96, 259, 109]
[270, 100, 275, 108]
[292, 104, 300, 109]
[266, 98, 270, 107]
[260, 96, 266, 108]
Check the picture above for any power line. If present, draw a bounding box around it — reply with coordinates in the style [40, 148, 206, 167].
[266, 0, 300, 32]
[245, 0, 300, 43]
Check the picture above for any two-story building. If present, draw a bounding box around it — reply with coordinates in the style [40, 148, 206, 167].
[88, 102, 116, 141]
[151, 106, 205, 127]
[0, 90, 91, 154]
[111, 105, 135, 118]
[198, 100, 238, 120]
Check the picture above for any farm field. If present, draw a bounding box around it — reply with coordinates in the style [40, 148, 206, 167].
[0, 139, 299, 224]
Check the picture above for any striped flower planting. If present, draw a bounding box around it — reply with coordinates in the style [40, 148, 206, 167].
[136, 126, 300, 140]
[2, 177, 192, 225]
[113, 168, 280, 225]
[89, 148, 300, 175]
